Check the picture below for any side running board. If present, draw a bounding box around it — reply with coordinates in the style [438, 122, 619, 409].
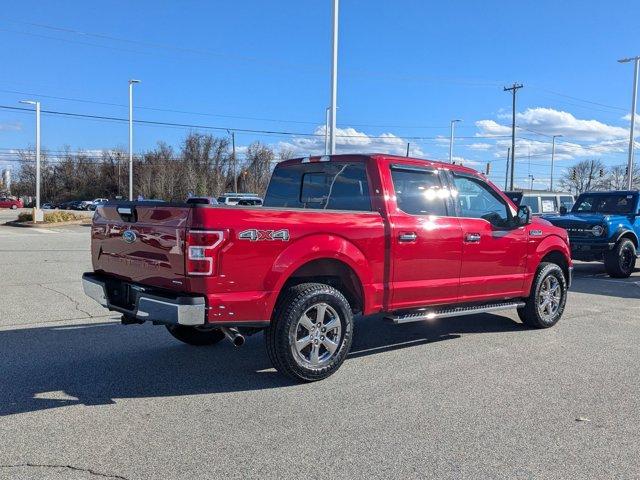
[385, 301, 525, 325]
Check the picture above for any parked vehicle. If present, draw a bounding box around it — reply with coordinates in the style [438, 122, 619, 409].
[82, 154, 572, 381]
[237, 198, 263, 206]
[217, 193, 263, 206]
[88, 200, 108, 211]
[42, 202, 57, 209]
[0, 197, 24, 209]
[58, 200, 85, 210]
[544, 190, 639, 277]
[505, 190, 575, 215]
[186, 196, 219, 205]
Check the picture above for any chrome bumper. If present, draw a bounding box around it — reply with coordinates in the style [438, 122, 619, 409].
[82, 273, 205, 326]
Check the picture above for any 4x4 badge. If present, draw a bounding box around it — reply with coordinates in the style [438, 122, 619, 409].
[238, 229, 290, 242]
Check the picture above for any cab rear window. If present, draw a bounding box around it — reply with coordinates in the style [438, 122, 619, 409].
[264, 162, 372, 211]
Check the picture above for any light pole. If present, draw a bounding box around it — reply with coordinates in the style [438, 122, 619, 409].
[19, 100, 42, 220]
[528, 174, 535, 191]
[329, 0, 339, 154]
[619, 56, 640, 189]
[550, 134, 562, 191]
[324, 107, 330, 155]
[128, 79, 141, 200]
[449, 119, 461, 163]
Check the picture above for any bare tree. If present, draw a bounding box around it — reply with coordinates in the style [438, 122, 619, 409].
[241, 142, 275, 195]
[559, 159, 607, 194]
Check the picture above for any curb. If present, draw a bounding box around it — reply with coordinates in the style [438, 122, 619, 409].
[4, 219, 91, 228]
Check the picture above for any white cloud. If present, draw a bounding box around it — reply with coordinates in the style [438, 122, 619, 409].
[468, 142, 492, 151]
[475, 120, 511, 137]
[276, 125, 425, 157]
[0, 122, 21, 132]
[494, 107, 628, 141]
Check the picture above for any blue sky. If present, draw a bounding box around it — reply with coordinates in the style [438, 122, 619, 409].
[1, 0, 639, 189]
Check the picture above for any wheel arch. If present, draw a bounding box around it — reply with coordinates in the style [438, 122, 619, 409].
[614, 229, 638, 248]
[264, 234, 372, 318]
[526, 235, 572, 293]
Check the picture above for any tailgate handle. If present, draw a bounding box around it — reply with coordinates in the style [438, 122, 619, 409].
[117, 207, 133, 215]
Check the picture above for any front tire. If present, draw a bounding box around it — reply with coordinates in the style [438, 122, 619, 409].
[604, 238, 636, 278]
[265, 283, 354, 382]
[165, 324, 225, 346]
[518, 262, 567, 328]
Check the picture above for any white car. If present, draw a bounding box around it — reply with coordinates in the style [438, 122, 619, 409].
[217, 193, 263, 206]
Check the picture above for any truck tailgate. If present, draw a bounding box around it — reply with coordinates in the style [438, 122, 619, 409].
[91, 203, 190, 290]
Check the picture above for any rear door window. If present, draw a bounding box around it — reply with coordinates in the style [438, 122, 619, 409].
[390, 167, 449, 216]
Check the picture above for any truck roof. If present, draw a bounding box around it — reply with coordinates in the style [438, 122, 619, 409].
[277, 153, 480, 176]
[580, 190, 639, 195]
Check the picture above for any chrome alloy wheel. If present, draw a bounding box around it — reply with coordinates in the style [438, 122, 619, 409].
[537, 275, 561, 321]
[290, 303, 342, 367]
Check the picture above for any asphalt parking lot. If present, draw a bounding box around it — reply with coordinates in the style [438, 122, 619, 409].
[1, 212, 639, 479]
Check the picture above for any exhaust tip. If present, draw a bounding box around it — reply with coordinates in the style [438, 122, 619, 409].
[221, 327, 245, 347]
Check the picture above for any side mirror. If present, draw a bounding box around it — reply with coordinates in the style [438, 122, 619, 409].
[559, 205, 567, 215]
[517, 205, 531, 226]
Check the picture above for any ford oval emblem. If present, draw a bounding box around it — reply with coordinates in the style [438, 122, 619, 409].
[122, 230, 137, 244]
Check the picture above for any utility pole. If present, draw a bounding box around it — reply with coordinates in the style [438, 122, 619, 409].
[504, 147, 510, 190]
[449, 119, 461, 163]
[504, 83, 523, 190]
[406, 143, 410, 157]
[550, 134, 562, 191]
[128, 79, 141, 201]
[618, 56, 640, 189]
[19, 100, 42, 221]
[329, 0, 339, 154]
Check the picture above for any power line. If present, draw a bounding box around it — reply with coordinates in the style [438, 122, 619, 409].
[0, 104, 512, 140]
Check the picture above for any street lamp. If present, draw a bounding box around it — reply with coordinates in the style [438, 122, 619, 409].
[19, 100, 42, 220]
[449, 119, 461, 163]
[618, 56, 640, 189]
[550, 134, 562, 191]
[328, 0, 339, 155]
[324, 107, 330, 155]
[128, 79, 141, 201]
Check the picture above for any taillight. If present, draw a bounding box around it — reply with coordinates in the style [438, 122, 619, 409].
[186, 230, 227, 276]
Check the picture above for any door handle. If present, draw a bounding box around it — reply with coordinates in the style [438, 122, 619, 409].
[465, 233, 481, 243]
[398, 232, 418, 242]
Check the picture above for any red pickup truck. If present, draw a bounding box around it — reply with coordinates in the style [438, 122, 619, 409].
[83, 154, 572, 381]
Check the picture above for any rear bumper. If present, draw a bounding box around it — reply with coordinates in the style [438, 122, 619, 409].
[82, 272, 205, 326]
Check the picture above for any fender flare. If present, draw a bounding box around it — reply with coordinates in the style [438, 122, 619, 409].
[263, 233, 372, 316]
[525, 234, 572, 292]
[611, 228, 639, 247]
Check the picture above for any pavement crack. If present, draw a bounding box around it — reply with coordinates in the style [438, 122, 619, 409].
[0, 463, 129, 479]
[37, 283, 96, 318]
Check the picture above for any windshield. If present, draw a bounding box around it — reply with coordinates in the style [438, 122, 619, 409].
[572, 194, 638, 214]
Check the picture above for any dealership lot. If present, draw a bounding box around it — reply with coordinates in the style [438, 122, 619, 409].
[1, 222, 639, 479]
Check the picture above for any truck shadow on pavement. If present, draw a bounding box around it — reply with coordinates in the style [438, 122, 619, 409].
[0, 313, 524, 417]
[570, 263, 640, 299]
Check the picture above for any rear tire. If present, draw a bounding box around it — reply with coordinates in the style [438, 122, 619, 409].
[165, 325, 225, 346]
[604, 238, 636, 278]
[518, 262, 567, 328]
[265, 283, 354, 382]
